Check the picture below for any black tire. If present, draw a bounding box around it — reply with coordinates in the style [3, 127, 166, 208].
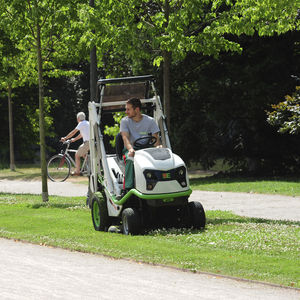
[188, 201, 206, 229]
[47, 154, 71, 182]
[122, 208, 141, 235]
[91, 195, 110, 231]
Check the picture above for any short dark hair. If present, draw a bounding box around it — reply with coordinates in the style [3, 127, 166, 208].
[126, 98, 141, 110]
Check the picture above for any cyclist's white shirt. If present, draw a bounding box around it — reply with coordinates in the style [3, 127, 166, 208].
[76, 120, 90, 142]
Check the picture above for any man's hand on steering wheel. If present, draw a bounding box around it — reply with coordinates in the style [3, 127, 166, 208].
[133, 135, 157, 150]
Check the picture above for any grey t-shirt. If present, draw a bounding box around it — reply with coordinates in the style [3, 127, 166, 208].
[120, 114, 160, 145]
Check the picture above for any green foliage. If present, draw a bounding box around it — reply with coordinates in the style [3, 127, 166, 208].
[33, 97, 60, 140]
[104, 112, 125, 147]
[267, 86, 300, 134]
[0, 0, 87, 164]
[87, 0, 299, 70]
[230, 0, 299, 36]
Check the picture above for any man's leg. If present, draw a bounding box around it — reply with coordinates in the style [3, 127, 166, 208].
[123, 149, 134, 190]
[75, 152, 81, 174]
[74, 142, 89, 175]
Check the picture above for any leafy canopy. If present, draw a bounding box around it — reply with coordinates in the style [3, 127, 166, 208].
[85, 0, 299, 68]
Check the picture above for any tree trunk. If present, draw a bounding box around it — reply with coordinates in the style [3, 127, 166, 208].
[8, 84, 16, 171]
[163, 51, 171, 130]
[36, 23, 49, 202]
[89, 0, 98, 101]
[163, 0, 171, 130]
[90, 46, 97, 101]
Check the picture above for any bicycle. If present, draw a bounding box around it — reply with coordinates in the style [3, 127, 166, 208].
[47, 140, 90, 182]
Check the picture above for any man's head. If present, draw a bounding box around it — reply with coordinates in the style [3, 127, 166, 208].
[77, 112, 86, 122]
[125, 98, 142, 119]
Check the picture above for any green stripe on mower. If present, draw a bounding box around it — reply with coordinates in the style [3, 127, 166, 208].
[111, 188, 192, 205]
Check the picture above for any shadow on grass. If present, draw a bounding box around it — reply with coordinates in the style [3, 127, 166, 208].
[29, 203, 86, 209]
[0, 173, 42, 181]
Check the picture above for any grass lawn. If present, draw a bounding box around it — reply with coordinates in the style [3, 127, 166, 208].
[0, 193, 299, 288]
[0, 165, 88, 184]
[190, 176, 300, 196]
[0, 165, 42, 181]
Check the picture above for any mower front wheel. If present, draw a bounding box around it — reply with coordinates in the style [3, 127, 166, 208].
[91, 195, 110, 231]
[122, 208, 141, 235]
[188, 201, 206, 229]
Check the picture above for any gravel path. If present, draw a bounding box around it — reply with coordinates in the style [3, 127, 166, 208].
[1, 238, 299, 300]
[193, 190, 300, 221]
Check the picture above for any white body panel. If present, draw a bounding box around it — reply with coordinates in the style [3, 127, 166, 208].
[134, 148, 190, 194]
[106, 155, 123, 216]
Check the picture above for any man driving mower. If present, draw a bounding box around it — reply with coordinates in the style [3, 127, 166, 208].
[120, 97, 161, 196]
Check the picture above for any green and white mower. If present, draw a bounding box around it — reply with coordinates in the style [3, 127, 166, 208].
[88, 75, 205, 235]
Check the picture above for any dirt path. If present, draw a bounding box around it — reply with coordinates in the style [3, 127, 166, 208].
[0, 179, 299, 221]
[1, 238, 299, 300]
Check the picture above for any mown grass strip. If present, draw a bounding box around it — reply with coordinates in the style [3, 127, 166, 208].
[0, 166, 42, 181]
[190, 176, 300, 196]
[0, 193, 299, 288]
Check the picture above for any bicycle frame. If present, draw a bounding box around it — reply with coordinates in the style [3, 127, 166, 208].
[61, 141, 89, 173]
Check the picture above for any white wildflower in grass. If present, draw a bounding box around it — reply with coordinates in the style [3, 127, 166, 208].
[0, 195, 17, 204]
[66, 205, 88, 211]
[148, 218, 299, 255]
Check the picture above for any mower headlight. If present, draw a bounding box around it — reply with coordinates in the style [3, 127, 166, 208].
[143, 170, 158, 190]
[146, 172, 153, 179]
[147, 183, 154, 190]
[175, 166, 187, 187]
[144, 170, 157, 180]
[176, 166, 186, 178]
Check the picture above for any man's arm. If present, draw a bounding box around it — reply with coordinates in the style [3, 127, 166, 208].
[153, 132, 161, 147]
[61, 128, 79, 142]
[70, 133, 82, 143]
[121, 131, 135, 157]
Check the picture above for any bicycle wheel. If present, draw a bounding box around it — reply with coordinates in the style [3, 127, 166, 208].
[47, 154, 71, 182]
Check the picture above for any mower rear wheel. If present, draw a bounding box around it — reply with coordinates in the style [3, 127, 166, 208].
[91, 195, 110, 231]
[122, 208, 141, 235]
[188, 201, 206, 229]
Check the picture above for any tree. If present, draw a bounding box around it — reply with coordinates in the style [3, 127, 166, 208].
[89, 0, 98, 101]
[0, 0, 84, 201]
[0, 30, 19, 171]
[88, 0, 299, 130]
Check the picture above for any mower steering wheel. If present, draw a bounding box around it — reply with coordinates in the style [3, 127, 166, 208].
[133, 136, 157, 149]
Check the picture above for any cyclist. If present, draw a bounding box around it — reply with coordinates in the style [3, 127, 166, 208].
[60, 112, 90, 176]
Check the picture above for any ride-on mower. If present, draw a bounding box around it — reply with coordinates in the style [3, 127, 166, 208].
[88, 75, 205, 235]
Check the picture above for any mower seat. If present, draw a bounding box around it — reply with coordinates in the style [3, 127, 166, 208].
[115, 133, 124, 160]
